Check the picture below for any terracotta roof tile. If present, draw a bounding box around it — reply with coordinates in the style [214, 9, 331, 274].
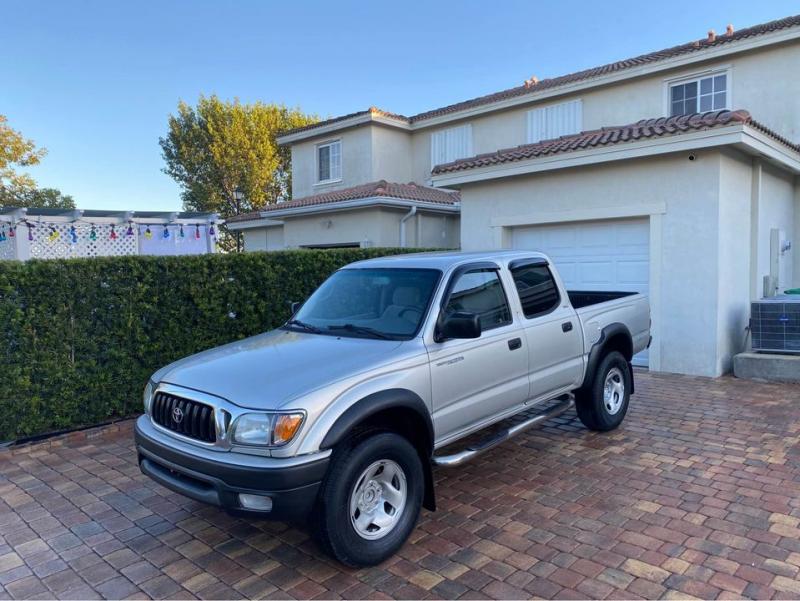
[281, 14, 800, 138]
[431, 110, 799, 174]
[228, 181, 459, 223]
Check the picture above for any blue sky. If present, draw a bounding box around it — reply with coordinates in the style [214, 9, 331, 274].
[4, 0, 798, 211]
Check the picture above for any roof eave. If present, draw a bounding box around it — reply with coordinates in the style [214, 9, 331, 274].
[226, 197, 459, 229]
[430, 124, 800, 187]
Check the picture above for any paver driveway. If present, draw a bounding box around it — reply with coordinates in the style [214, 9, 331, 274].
[1, 372, 800, 600]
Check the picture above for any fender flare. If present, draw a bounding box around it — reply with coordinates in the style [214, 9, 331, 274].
[580, 322, 635, 393]
[320, 388, 437, 511]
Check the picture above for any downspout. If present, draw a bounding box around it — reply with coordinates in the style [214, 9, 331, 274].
[399, 206, 417, 248]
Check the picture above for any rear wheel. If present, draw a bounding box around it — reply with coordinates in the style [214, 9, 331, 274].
[576, 351, 631, 431]
[312, 432, 423, 567]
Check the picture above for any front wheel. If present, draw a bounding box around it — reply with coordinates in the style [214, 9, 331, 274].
[575, 350, 631, 431]
[312, 432, 423, 567]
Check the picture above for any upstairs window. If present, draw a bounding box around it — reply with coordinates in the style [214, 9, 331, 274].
[670, 73, 728, 116]
[527, 99, 583, 144]
[431, 124, 473, 169]
[317, 140, 341, 183]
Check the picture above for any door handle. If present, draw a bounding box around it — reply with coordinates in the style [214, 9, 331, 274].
[508, 338, 522, 350]
[562, 322, 573, 332]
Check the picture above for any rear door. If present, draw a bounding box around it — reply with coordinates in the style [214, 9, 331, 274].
[508, 258, 584, 401]
[427, 264, 529, 443]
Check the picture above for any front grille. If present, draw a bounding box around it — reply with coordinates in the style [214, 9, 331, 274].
[151, 392, 216, 443]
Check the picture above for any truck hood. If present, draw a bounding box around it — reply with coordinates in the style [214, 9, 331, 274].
[154, 329, 406, 410]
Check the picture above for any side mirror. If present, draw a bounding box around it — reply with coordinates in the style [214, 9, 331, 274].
[290, 301, 301, 315]
[436, 311, 481, 342]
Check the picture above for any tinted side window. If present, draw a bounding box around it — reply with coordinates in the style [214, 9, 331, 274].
[511, 263, 560, 318]
[444, 269, 511, 331]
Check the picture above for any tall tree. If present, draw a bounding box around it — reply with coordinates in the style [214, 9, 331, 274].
[0, 114, 47, 201]
[160, 95, 317, 249]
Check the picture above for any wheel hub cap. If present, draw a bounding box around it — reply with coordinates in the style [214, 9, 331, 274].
[349, 459, 407, 540]
[603, 367, 625, 415]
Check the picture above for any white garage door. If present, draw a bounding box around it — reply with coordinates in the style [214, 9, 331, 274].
[512, 218, 649, 366]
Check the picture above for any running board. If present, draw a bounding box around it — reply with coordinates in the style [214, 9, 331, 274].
[432, 395, 575, 467]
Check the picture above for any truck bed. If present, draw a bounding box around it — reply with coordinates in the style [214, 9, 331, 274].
[567, 290, 638, 309]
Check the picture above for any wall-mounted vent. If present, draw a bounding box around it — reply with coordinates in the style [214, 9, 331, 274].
[751, 298, 800, 353]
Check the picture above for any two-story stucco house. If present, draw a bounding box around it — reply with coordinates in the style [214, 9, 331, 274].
[230, 14, 800, 378]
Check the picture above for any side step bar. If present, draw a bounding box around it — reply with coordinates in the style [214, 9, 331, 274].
[432, 395, 575, 467]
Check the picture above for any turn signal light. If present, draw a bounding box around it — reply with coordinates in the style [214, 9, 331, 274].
[273, 413, 304, 446]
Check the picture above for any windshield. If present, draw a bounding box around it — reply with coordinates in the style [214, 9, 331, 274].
[287, 268, 441, 340]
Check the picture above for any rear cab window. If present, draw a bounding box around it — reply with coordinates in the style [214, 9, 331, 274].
[509, 260, 561, 318]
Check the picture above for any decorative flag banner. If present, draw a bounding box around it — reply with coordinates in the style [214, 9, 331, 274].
[26, 222, 33, 241]
[126, 223, 134, 237]
[70, 225, 78, 244]
[47, 226, 60, 243]
[110, 224, 118, 240]
[209, 223, 216, 237]
[179, 224, 185, 238]
[144, 226, 152, 240]
[195, 224, 200, 239]
[9, 226, 15, 238]
[89, 225, 97, 241]
[0, 227, 6, 242]
[162, 225, 170, 239]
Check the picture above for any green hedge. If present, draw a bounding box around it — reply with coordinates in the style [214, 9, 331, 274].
[0, 248, 426, 442]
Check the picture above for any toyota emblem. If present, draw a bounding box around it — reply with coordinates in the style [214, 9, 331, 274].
[172, 406, 184, 424]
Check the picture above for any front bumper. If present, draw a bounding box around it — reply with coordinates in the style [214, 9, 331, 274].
[134, 415, 329, 520]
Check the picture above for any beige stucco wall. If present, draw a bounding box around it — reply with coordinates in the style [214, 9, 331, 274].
[371, 127, 413, 184]
[716, 151, 754, 374]
[458, 152, 729, 377]
[290, 126, 374, 199]
[758, 163, 795, 292]
[261, 207, 459, 249]
[242, 225, 284, 252]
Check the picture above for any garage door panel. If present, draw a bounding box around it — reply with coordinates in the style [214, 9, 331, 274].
[512, 217, 650, 366]
[579, 261, 614, 284]
[617, 260, 649, 288]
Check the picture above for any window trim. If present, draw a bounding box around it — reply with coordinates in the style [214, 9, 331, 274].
[436, 262, 513, 339]
[663, 66, 732, 117]
[315, 139, 342, 185]
[509, 259, 562, 320]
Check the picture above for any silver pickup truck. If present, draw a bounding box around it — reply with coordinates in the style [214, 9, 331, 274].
[135, 250, 650, 566]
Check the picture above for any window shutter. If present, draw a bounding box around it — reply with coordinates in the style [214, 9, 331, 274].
[330, 141, 342, 180]
[527, 99, 582, 143]
[431, 124, 473, 169]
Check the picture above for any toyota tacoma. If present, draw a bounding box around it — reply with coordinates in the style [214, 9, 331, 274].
[136, 250, 650, 566]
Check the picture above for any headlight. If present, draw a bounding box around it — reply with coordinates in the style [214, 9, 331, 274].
[232, 412, 304, 447]
[143, 380, 155, 414]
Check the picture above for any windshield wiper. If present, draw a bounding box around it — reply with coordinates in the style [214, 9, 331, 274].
[285, 319, 323, 334]
[327, 324, 392, 339]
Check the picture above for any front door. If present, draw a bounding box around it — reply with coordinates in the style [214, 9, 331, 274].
[427, 265, 529, 444]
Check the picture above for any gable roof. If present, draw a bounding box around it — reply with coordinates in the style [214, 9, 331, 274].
[227, 181, 459, 223]
[430, 110, 800, 175]
[280, 13, 800, 140]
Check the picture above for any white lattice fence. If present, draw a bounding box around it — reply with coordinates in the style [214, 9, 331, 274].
[29, 222, 138, 259]
[0, 225, 16, 260]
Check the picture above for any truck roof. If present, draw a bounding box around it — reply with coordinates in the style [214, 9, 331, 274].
[345, 249, 549, 271]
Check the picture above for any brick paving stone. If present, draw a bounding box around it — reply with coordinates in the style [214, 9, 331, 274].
[1, 373, 799, 599]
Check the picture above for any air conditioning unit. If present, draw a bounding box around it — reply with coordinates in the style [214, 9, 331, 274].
[751, 297, 800, 353]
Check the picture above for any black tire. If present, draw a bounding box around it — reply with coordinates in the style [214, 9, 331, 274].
[311, 432, 424, 567]
[575, 350, 631, 431]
